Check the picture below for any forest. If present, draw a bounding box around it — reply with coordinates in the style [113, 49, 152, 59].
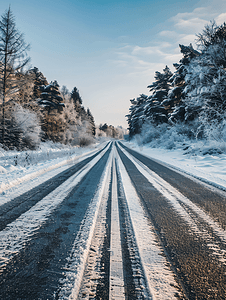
[0, 8, 123, 151]
[127, 21, 226, 153]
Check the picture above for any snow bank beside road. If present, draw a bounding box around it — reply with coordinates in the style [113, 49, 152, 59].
[123, 141, 226, 191]
[0, 141, 106, 205]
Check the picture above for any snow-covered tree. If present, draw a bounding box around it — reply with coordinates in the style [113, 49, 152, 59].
[144, 66, 172, 124]
[181, 22, 226, 138]
[36, 81, 66, 142]
[71, 86, 82, 106]
[126, 94, 147, 137]
[0, 7, 30, 144]
[86, 108, 96, 136]
[37, 80, 64, 114]
[13, 104, 41, 149]
[98, 123, 122, 139]
[167, 44, 200, 124]
[31, 67, 48, 99]
[61, 85, 69, 99]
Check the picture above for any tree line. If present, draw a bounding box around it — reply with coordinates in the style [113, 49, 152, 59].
[0, 7, 122, 150]
[127, 21, 226, 148]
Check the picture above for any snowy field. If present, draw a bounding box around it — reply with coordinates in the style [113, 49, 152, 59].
[123, 140, 226, 192]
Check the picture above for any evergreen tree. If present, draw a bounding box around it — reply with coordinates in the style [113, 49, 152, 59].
[31, 67, 48, 99]
[167, 44, 200, 123]
[0, 7, 30, 145]
[147, 65, 172, 95]
[71, 87, 82, 106]
[182, 23, 226, 138]
[37, 80, 64, 114]
[99, 123, 121, 138]
[126, 95, 147, 137]
[144, 66, 172, 125]
[86, 108, 96, 136]
[37, 81, 66, 142]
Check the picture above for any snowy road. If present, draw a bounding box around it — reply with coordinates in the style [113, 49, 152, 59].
[0, 141, 225, 299]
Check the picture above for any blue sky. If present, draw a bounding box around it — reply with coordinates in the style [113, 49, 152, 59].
[1, 0, 226, 127]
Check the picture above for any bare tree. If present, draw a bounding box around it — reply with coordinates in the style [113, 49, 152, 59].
[0, 7, 30, 144]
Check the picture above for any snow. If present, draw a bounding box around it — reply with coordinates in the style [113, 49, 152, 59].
[116, 147, 182, 300]
[0, 141, 108, 206]
[122, 141, 226, 192]
[58, 144, 113, 300]
[118, 143, 226, 264]
[1, 138, 226, 297]
[0, 143, 111, 271]
[109, 156, 125, 300]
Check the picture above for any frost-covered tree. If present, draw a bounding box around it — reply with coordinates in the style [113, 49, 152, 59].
[31, 67, 48, 99]
[126, 20, 226, 145]
[37, 81, 66, 142]
[86, 108, 96, 136]
[37, 80, 64, 114]
[71, 86, 82, 106]
[70, 86, 88, 122]
[147, 65, 172, 96]
[167, 44, 200, 123]
[182, 22, 226, 138]
[13, 104, 41, 149]
[0, 7, 30, 144]
[60, 94, 78, 144]
[61, 85, 69, 99]
[144, 66, 172, 124]
[126, 94, 147, 137]
[98, 123, 123, 139]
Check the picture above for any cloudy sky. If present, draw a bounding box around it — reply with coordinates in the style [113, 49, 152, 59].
[1, 0, 226, 128]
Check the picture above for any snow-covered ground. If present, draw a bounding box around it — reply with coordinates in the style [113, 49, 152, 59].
[1, 139, 226, 205]
[0, 141, 107, 205]
[123, 141, 226, 191]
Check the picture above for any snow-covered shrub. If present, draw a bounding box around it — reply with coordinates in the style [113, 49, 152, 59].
[71, 121, 95, 147]
[95, 127, 107, 138]
[138, 122, 192, 149]
[13, 104, 42, 149]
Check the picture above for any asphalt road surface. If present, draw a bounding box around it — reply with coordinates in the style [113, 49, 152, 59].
[0, 141, 225, 300]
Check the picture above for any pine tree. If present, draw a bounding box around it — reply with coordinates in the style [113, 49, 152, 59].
[0, 7, 30, 145]
[145, 66, 172, 124]
[37, 80, 64, 114]
[37, 81, 66, 142]
[182, 23, 226, 138]
[167, 44, 200, 124]
[126, 95, 147, 137]
[86, 108, 96, 136]
[71, 87, 82, 106]
[31, 67, 48, 99]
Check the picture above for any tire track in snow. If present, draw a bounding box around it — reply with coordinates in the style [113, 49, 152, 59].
[119, 142, 226, 230]
[116, 146, 182, 300]
[0, 142, 110, 232]
[77, 156, 113, 299]
[57, 145, 114, 300]
[109, 156, 125, 300]
[116, 142, 226, 300]
[118, 143, 226, 265]
[0, 143, 111, 271]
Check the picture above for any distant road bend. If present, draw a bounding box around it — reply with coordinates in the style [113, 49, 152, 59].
[0, 141, 225, 299]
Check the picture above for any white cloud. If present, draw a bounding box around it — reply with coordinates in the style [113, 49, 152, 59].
[114, 2, 226, 74]
[216, 13, 226, 25]
[105, 1, 226, 127]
